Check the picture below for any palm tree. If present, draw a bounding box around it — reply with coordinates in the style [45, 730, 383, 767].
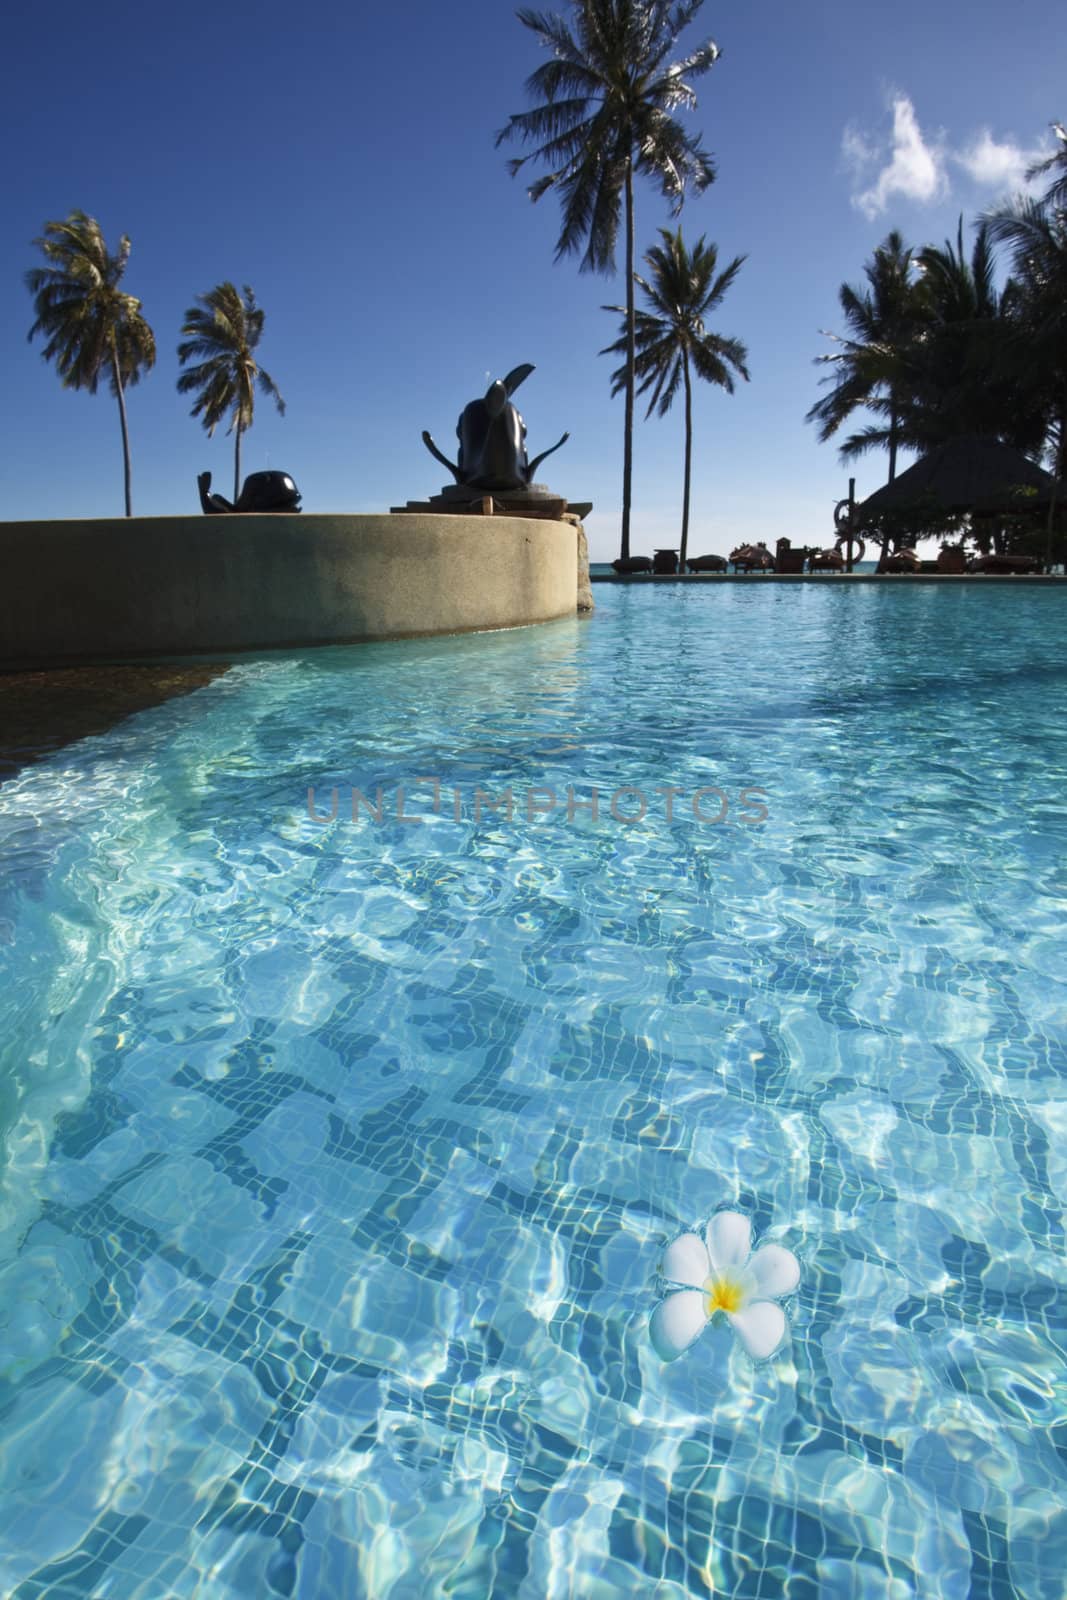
[26, 210, 155, 518]
[900, 220, 1036, 451]
[853, 223, 1041, 491]
[985, 136, 1067, 566]
[1026, 121, 1067, 213]
[988, 123, 1067, 480]
[497, 0, 720, 561]
[176, 283, 285, 501]
[985, 195, 1067, 554]
[602, 227, 748, 568]
[806, 230, 923, 482]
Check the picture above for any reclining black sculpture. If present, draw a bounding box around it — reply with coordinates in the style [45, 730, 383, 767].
[198, 470, 301, 514]
[421, 364, 569, 493]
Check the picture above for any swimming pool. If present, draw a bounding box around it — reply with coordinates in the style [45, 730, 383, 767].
[1, 583, 1065, 1597]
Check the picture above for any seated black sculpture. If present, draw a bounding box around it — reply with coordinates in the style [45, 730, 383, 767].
[422, 364, 569, 493]
[198, 470, 301, 514]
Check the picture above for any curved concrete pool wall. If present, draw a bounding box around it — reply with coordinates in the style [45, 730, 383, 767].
[0, 513, 580, 670]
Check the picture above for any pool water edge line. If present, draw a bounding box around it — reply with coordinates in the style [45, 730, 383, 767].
[589, 572, 1067, 584]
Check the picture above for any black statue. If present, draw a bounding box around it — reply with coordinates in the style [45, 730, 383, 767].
[422, 364, 569, 492]
[198, 470, 301, 514]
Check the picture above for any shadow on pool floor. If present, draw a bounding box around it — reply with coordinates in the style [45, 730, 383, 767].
[0, 661, 230, 784]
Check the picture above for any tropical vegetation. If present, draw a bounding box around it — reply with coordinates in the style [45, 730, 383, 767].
[176, 283, 285, 502]
[26, 210, 156, 517]
[806, 229, 921, 483]
[808, 126, 1067, 566]
[497, 0, 720, 561]
[602, 227, 748, 569]
[986, 197, 1067, 482]
[1024, 120, 1067, 213]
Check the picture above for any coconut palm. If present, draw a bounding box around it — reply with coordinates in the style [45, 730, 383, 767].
[984, 193, 1067, 566]
[1026, 121, 1067, 213]
[497, 0, 720, 561]
[602, 227, 748, 568]
[806, 230, 923, 482]
[985, 197, 1067, 478]
[26, 210, 156, 518]
[177, 283, 285, 502]
[900, 220, 1035, 451]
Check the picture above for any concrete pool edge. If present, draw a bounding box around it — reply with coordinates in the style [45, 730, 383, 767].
[0, 512, 583, 670]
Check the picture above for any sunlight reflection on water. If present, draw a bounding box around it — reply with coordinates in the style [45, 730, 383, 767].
[0, 584, 1065, 1597]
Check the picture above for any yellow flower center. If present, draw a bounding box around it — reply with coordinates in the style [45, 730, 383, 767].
[705, 1275, 745, 1316]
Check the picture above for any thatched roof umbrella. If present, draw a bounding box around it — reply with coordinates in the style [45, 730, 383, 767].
[857, 435, 1055, 518]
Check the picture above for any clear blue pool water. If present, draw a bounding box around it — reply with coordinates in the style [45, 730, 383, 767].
[1, 582, 1065, 1598]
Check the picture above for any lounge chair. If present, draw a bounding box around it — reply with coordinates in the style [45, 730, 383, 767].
[808, 548, 845, 572]
[967, 552, 1040, 574]
[729, 543, 775, 573]
[880, 548, 921, 574]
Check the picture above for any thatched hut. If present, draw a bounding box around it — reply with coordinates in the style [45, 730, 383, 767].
[855, 436, 1060, 570]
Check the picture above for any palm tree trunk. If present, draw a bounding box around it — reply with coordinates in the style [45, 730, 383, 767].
[888, 398, 898, 482]
[680, 354, 693, 570]
[1044, 483, 1059, 571]
[1044, 407, 1065, 571]
[620, 158, 635, 563]
[875, 529, 891, 573]
[111, 345, 133, 518]
[234, 424, 243, 505]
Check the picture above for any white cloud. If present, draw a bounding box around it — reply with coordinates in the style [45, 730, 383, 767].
[951, 129, 1048, 196]
[848, 96, 947, 219]
[843, 99, 1054, 219]
[841, 125, 878, 174]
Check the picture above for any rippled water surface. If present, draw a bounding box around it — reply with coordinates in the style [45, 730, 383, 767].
[1, 583, 1066, 1598]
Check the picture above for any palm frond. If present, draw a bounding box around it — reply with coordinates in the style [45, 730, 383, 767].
[25, 209, 155, 513]
[26, 211, 154, 398]
[1025, 121, 1067, 211]
[176, 281, 284, 438]
[600, 224, 747, 415]
[500, 0, 719, 274]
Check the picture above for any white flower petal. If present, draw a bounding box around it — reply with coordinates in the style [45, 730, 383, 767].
[662, 1232, 710, 1288]
[728, 1300, 787, 1361]
[747, 1243, 800, 1300]
[650, 1291, 709, 1361]
[706, 1211, 752, 1273]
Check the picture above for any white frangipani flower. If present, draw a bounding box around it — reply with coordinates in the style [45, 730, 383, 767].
[650, 1211, 799, 1362]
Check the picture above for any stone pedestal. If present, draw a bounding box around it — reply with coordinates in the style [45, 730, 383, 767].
[567, 516, 594, 613]
[391, 483, 592, 521]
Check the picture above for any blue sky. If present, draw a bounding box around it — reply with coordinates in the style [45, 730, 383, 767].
[1, 0, 1063, 561]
